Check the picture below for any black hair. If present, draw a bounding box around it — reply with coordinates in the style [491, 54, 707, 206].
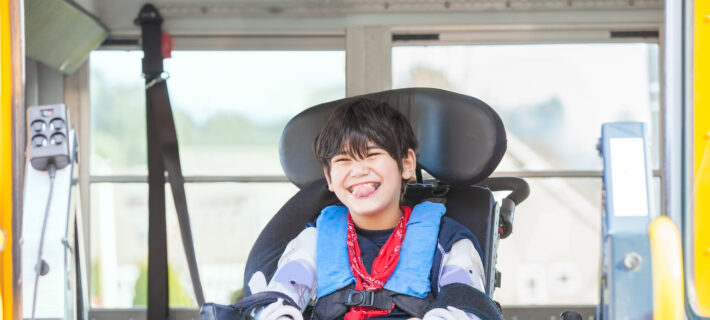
[313, 98, 418, 193]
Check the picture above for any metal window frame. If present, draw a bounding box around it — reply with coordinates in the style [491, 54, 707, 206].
[391, 24, 662, 46]
[88, 170, 663, 184]
[99, 33, 345, 51]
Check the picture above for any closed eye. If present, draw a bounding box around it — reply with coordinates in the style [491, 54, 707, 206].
[333, 157, 350, 163]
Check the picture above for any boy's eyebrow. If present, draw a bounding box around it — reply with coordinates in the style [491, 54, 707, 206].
[332, 145, 379, 157]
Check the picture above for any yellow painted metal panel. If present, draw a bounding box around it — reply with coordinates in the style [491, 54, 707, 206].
[0, 0, 12, 318]
[649, 216, 685, 320]
[695, 0, 710, 316]
[696, 135, 710, 316]
[696, 0, 710, 171]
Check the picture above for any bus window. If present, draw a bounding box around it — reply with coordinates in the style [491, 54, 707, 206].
[89, 50, 345, 307]
[393, 43, 661, 306]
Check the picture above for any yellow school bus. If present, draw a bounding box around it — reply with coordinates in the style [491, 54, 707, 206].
[1, 0, 708, 319]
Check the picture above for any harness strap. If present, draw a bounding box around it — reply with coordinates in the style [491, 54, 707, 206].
[135, 5, 205, 318]
[392, 293, 433, 318]
[425, 283, 502, 320]
[200, 292, 300, 320]
[311, 288, 348, 320]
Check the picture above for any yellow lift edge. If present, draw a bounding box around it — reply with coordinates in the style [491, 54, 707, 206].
[694, 0, 710, 316]
[649, 216, 685, 320]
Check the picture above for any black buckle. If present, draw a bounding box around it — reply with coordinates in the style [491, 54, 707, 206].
[344, 289, 375, 307]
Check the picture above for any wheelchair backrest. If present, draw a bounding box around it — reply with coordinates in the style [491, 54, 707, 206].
[244, 88, 506, 296]
[279, 88, 506, 188]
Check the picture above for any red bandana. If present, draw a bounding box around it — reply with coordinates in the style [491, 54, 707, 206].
[344, 206, 412, 320]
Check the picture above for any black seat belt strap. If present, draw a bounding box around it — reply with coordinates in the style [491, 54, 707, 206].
[147, 79, 206, 305]
[136, 5, 169, 320]
[135, 5, 205, 320]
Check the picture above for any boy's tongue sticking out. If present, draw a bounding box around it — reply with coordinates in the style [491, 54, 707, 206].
[351, 183, 379, 198]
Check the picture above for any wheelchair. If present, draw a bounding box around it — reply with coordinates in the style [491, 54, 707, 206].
[201, 87, 529, 319]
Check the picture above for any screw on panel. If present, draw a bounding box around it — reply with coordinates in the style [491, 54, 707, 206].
[623, 252, 643, 271]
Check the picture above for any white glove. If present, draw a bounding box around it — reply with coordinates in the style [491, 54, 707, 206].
[422, 306, 481, 320]
[251, 298, 303, 320]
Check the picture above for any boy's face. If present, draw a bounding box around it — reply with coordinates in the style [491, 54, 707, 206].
[324, 141, 416, 224]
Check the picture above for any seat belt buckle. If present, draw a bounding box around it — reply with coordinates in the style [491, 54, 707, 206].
[344, 289, 376, 307]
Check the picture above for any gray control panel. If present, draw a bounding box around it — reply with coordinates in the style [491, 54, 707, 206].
[27, 104, 70, 170]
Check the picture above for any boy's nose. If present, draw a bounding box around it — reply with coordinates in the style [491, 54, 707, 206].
[349, 162, 370, 176]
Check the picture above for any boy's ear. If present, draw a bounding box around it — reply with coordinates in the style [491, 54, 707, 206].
[401, 149, 417, 180]
[323, 168, 334, 191]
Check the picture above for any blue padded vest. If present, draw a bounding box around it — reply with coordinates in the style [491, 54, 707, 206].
[315, 201, 446, 299]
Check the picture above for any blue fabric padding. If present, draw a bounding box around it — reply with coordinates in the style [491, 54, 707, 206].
[384, 201, 446, 298]
[315, 202, 446, 299]
[316, 205, 354, 298]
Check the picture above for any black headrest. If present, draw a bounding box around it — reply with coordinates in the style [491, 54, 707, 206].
[279, 88, 506, 188]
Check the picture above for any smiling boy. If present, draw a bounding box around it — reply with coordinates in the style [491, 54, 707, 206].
[237, 98, 503, 320]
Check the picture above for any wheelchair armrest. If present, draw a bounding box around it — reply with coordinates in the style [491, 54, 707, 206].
[476, 177, 530, 205]
[498, 198, 515, 239]
[476, 177, 529, 239]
